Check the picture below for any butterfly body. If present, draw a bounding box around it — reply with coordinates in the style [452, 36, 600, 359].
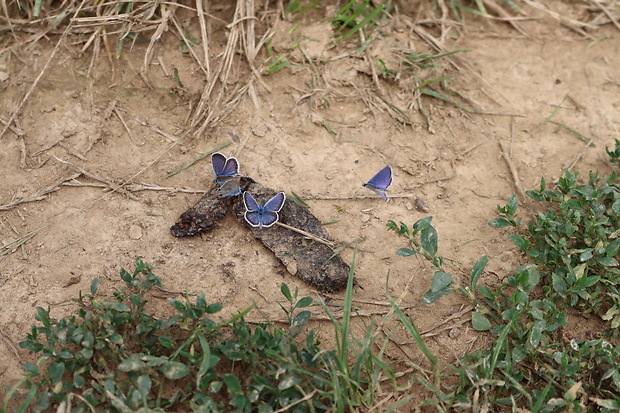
[211, 152, 241, 184]
[363, 166, 392, 201]
[243, 191, 286, 228]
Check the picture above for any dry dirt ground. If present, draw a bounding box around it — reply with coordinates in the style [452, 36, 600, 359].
[1, 1, 619, 407]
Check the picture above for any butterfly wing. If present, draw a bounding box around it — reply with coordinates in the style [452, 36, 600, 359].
[244, 210, 263, 227]
[258, 211, 279, 228]
[221, 157, 240, 177]
[217, 179, 242, 198]
[211, 152, 227, 178]
[263, 192, 286, 213]
[366, 166, 392, 190]
[365, 186, 388, 201]
[243, 191, 260, 212]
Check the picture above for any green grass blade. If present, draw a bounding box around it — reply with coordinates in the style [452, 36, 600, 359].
[288, 192, 310, 208]
[338, 245, 357, 371]
[549, 121, 592, 143]
[335, 2, 384, 42]
[163, 141, 231, 179]
[386, 282, 440, 388]
[489, 318, 515, 373]
[419, 87, 472, 112]
[333, 0, 366, 34]
[545, 93, 568, 122]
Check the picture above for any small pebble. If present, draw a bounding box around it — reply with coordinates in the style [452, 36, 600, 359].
[286, 261, 298, 275]
[128, 225, 143, 240]
[414, 197, 429, 212]
[252, 124, 269, 137]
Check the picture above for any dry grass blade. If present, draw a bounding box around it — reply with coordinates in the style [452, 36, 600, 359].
[275, 222, 336, 249]
[170, 13, 208, 78]
[0, 326, 25, 364]
[482, 0, 529, 37]
[142, 5, 174, 83]
[0, 172, 81, 211]
[0, 116, 24, 136]
[590, 0, 620, 32]
[521, 0, 598, 38]
[0, 0, 88, 141]
[498, 140, 531, 212]
[406, 20, 507, 106]
[52, 156, 140, 200]
[61, 181, 208, 194]
[0, 231, 38, 257]
[191, 0, 263, 136]
[196, 0, 211, 78]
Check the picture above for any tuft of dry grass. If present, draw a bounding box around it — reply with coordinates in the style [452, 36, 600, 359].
[1, 0, 618, 140]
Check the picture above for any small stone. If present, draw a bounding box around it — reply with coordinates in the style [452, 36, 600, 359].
[128, 225, 143, 240]
[414, 197, 429, 212]
[251, 124, 269, 137]
[286, 261, 298, 275]
[63, 273, 82, 288]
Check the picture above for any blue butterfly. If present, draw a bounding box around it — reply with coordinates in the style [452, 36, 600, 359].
[211, 152, 241, 184]
[363, 166, 392, 201]
[243, 191, 286, 228]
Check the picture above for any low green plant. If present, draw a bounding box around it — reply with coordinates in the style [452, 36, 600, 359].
[606, 138, 620, 165]
[375, 58, 399, 81]
[388, 208, 620, 411]
[8, 255, 409, 411]
[8, 258, 343, 411]
[490, 171, 620, 329]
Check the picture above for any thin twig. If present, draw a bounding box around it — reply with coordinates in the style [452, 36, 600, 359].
[114, 107, 143, 146]
[141, 121, 180, 143]
[0, 326, 25, 364]
[498, 140, 529, 205]
[0, 172, 81, 211]
[564, 139, 595, 171]
[52, 156, 139, 201]
[475, 110, 526, 117]
[301, 193, 415, 200]
[58, 141, 88, 161]
[276, 222, 336, 249]
[592, 0, 620, 32]
[0, 116, 24, 136]
[61, 181, 208, 194]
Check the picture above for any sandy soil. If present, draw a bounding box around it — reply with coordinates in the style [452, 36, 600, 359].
[1, 1, 619, 406]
